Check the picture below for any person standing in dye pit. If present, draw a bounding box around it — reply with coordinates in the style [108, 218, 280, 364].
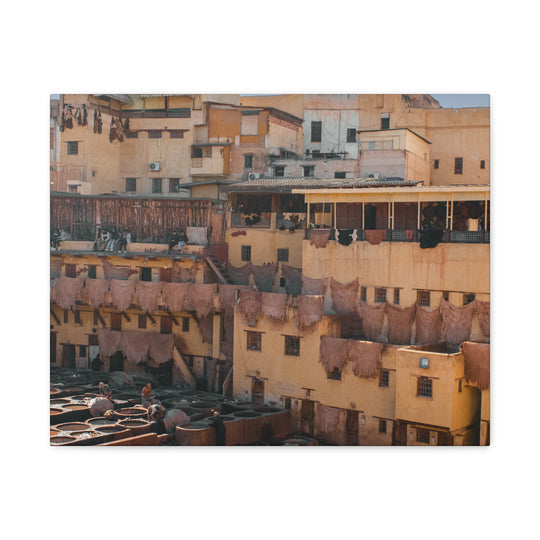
[210, 410, 226, 446]
[141, 383, 152, 407]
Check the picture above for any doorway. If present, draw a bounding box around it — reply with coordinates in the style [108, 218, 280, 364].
[252, 379, 265, 406]
[300, 399, 314, 435]
[50, 332, 57, 364]
[62, 344, 76, 368]
[346, 410, 359, 445]
[109, 351, 124, 372]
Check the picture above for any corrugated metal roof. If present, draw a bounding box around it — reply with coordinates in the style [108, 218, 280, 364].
[220, 176, 422, 193]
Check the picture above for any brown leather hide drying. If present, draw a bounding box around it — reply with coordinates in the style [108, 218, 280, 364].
[330, 277, 358, 314]
[365, 229, 386, 245]
[309, 229, 331, 248]
[161, 282, 190, 312]
[186, 283, 217, 319]
[148, 332, 174, 363]
[102, 259, 130, 280]
[357, 301, 385, 340]
[301, 275, 328, 296]
[281, 265, 302, 296]
[97, 328, 122, 358]
[228, 262, 253, 286]
[84, 278, 109, 309]
[121, 330, 150, 364]
[237, 290, 262, 321]
[261, 292, 288, 321]
[134, 281, 161, 314]
[319, 336, 349, 372]
[51, 277, 84, 311]
[109, 279, 136, 312]
[440, 298, 476, 345]
[414, 305, 442, 345]
[316, 403, 342, 434]
[297, 295, 325, 328]
[251, 262, 278, 292]
[50, 259, 62, 278]
[475, 300, 490, 339]
[210, 209, 225, 244]
[461, 341, 490, 390]
[186, 226, 208, 245]
[385, 302, 416, 344]
[198, 314, 215, 343]
[347, 340, 384, 378]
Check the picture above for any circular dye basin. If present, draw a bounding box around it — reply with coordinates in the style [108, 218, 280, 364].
[50, 435, 77, 445]
[50, 398, 71, 406]
[56, 422, 89, 432]
[117, 419, 151, 435]
[116, 407, 147, 419]
[50, 408, 65, 416]
[86, 417, 118, 427]
[254, 407, 282, 414]
[175, 422, 215, 446]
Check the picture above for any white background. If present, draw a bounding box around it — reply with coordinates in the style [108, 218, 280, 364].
[1, 1, 537, 539]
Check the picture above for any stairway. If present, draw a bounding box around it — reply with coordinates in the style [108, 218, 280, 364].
[206, 254, 233, 285]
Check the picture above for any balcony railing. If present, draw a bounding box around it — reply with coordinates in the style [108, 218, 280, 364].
[305, 228, 490, 244]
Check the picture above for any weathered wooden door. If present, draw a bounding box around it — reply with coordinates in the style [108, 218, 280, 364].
[300, 399, 314, 435]
[62, 344, 75, 368]
[346, 410, 359, 445]
[252, 379, 265, 406]
[50, 332, 57, 364]
[392, 420, 408, 446]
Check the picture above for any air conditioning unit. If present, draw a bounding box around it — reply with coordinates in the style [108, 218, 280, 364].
[149, 162, 161, 171]
[366, 172, 379, 179]
[248, 172, 262, 180]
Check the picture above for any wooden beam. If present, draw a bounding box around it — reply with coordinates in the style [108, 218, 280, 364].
[146, 313, 156, 325]
[166, 309, 179, 326]
[50, 308, 61, 325]
[95, 309, 106, 326]
[121, 311, 131, 322]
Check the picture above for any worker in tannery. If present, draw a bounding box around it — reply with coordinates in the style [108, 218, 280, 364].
[209, 410, 226, 446]
[141, 383, 153, 407]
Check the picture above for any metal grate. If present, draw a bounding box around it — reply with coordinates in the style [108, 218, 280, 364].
[379, 369, 389, 388]
[416, 427, 430, 444]
[450, 231, 482, 243]
[391, 230, 407, 241]
[417, 376, 433, 398]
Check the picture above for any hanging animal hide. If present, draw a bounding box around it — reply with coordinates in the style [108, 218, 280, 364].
[251, 262, 278, 293]
[186, 283, 217, 319]
[281, 265, 302, 296]
[365, 230, 386, 245]
[319, 336, 349, 373]
[261, 292, 288, 321]
[414, 305, 442, 345]
[84, 278, 109, 309]
[121, 330, 150, 365]
[210, 209, 225, 244]
[198, 314, 215, 343]
[316, 404, 343, 434]
[186, 226, 208, 245]
[237, 290, 262, 321]
[475, 300, 490, 339]
[385, 302, 416, 345]
[102, 259, 130, 281]
[357, 302, 385, 341]
[461, 341, 490, 390]
[108, 279, 136, 312]
[161, 282, 190, 312]
[50, 277, 84, 311]
[309, 229, 331, 248]
[440, 298, 476, 346]
[172, 263, 196, 283]
[301, 275, 328, 296]
[297, 295, 324, 329]
[228, 262, 253, 286]
[330, 277, 358, 314]
[50, 258, 62, 279]
[97, 328, 122, 358]
[347, 340, 384, 378]
[134, 281, 161, 314]
[148, 333, 174, 364]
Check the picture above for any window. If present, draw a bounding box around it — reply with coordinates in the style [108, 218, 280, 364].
[463, 293, 476, 305]
[274, 166, 285, 177]
[417, 290, 431, 307]
[244, 154, 253, 169]
[442, 291, 449, 301]
[148, 130, 162, 139]
[394, 288, 400, 306]
[311, 121, 322, 143]
[379, 369, 389, 388]
[67, 141, 78, 155]
[346, 128, 357, 143]
[434, 159, 439, 169]
[160, 315, 172, 334]
[89, 334, 98, 346]
[126, 131, 138, 138]
[65, 264, 77, 278]
[63, 310, 69, 323]
[480, 160, 485, 169]
[168, 108, 191, 118]
[417, 376, 433, 398]
[203, 146, 212, 158]
[74, 310, 82, 325]
[302, 166, 314, 178]
[88, 265, 96, 279]
[327, 367, 341, 381]
[381, 117, 390, 130]
[416, 427, 430, 444]
[110, 312, 122, 331]
[138, 314, 147, 329]
[368, 141, 375, 150]
[241, 245, 251, 262]
[247, 331, 262, 351]
[169, 178, 180, 193]
[182, 317, 190, 332]
[79, 345, 87, 357]
[375, 288, 387, 303]
[458, 379, 463, 393]
[454, 157, 463, 174]
[152, 178, 162, 194]
[334, 172, 346, 179]
[125, 178, 137, 192]
[169, 130, 184, 139]
[279, 277, 286, 288]
[379, 419, 387, 434]
[192, 147, 203, 158]
[285, 336, 300, 356]
[93, 311, 98, 325]
[277, 248, 289, 262]
[140, 267, 152, 282]
[360, 286, 367, 302]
